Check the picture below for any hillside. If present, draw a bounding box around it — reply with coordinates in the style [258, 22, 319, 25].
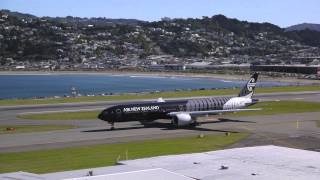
[0, 10, 320, 69]
[286, 23, 320, 32]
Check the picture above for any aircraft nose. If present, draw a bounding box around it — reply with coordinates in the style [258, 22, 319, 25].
[98, 111, 105, 120]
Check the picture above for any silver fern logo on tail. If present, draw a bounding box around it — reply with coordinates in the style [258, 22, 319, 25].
[247, 78, 256, 91]
[239, 73, 259, 98]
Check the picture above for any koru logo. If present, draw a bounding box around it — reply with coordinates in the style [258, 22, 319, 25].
[247, 78, 256, 91]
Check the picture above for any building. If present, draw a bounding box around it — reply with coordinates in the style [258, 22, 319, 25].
[251, 65, 320, 75]
[1, 145, 320, 180]
[149, 64, 186, 71]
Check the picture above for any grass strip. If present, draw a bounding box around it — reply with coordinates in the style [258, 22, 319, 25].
[233, 101, 320, 117]
[1, 85, 320, 106]
[0, 133, 248, 173]
[18, 111, 99, 120]
[0, 125, 76, 134]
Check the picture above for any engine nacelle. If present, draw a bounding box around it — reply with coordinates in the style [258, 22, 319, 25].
[173, 113, 193, 126]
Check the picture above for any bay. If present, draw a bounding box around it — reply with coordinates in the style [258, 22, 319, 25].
[0, 74, 293, 99]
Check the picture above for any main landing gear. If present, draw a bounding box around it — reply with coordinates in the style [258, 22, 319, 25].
[139, 120, 152, 127]
[192, 121, 200, 127]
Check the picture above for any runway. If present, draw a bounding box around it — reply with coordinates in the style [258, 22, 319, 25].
[1, 91, 320, 152]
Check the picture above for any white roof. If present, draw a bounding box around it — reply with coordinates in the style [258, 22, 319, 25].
[120, 145, 320, 180]
[0, 171, 45, 180]
[65, 168, 192, 180]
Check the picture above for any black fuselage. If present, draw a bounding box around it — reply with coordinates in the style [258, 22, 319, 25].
[98, 97, 232, 123]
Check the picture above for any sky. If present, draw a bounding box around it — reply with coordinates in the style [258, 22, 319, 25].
[1, 0, 319, 27]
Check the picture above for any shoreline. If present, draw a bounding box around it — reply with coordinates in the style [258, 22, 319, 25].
[0, 70, 319, 84]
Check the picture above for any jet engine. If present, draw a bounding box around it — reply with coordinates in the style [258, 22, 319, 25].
[172, 113, 194, 126]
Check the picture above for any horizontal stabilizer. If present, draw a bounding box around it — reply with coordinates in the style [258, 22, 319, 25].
[157, 97, 165, 103]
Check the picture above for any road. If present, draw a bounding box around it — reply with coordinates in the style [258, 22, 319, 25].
[0, 91, 320, 152]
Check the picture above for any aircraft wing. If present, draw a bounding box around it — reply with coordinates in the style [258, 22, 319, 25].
[168, 108, 262, 116]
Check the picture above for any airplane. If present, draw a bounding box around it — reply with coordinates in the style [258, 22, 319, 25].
[98, 73, 260, 130]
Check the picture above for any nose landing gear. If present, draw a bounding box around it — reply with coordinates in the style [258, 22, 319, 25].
[109, 121, 115, 130]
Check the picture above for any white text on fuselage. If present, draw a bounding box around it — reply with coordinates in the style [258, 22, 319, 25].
[123, 106, 160, 112]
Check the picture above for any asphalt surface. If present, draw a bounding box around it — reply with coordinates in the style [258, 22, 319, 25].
[0, 91, 320, 152]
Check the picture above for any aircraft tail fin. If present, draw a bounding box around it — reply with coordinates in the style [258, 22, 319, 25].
[238, 73, 258, 98]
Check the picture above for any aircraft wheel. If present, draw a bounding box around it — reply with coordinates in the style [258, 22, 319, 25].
[139, 120, 150, 127]
[191, 121, 199, 127]
[110, 122, 115, 130]
[171, 117, 178, 127]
